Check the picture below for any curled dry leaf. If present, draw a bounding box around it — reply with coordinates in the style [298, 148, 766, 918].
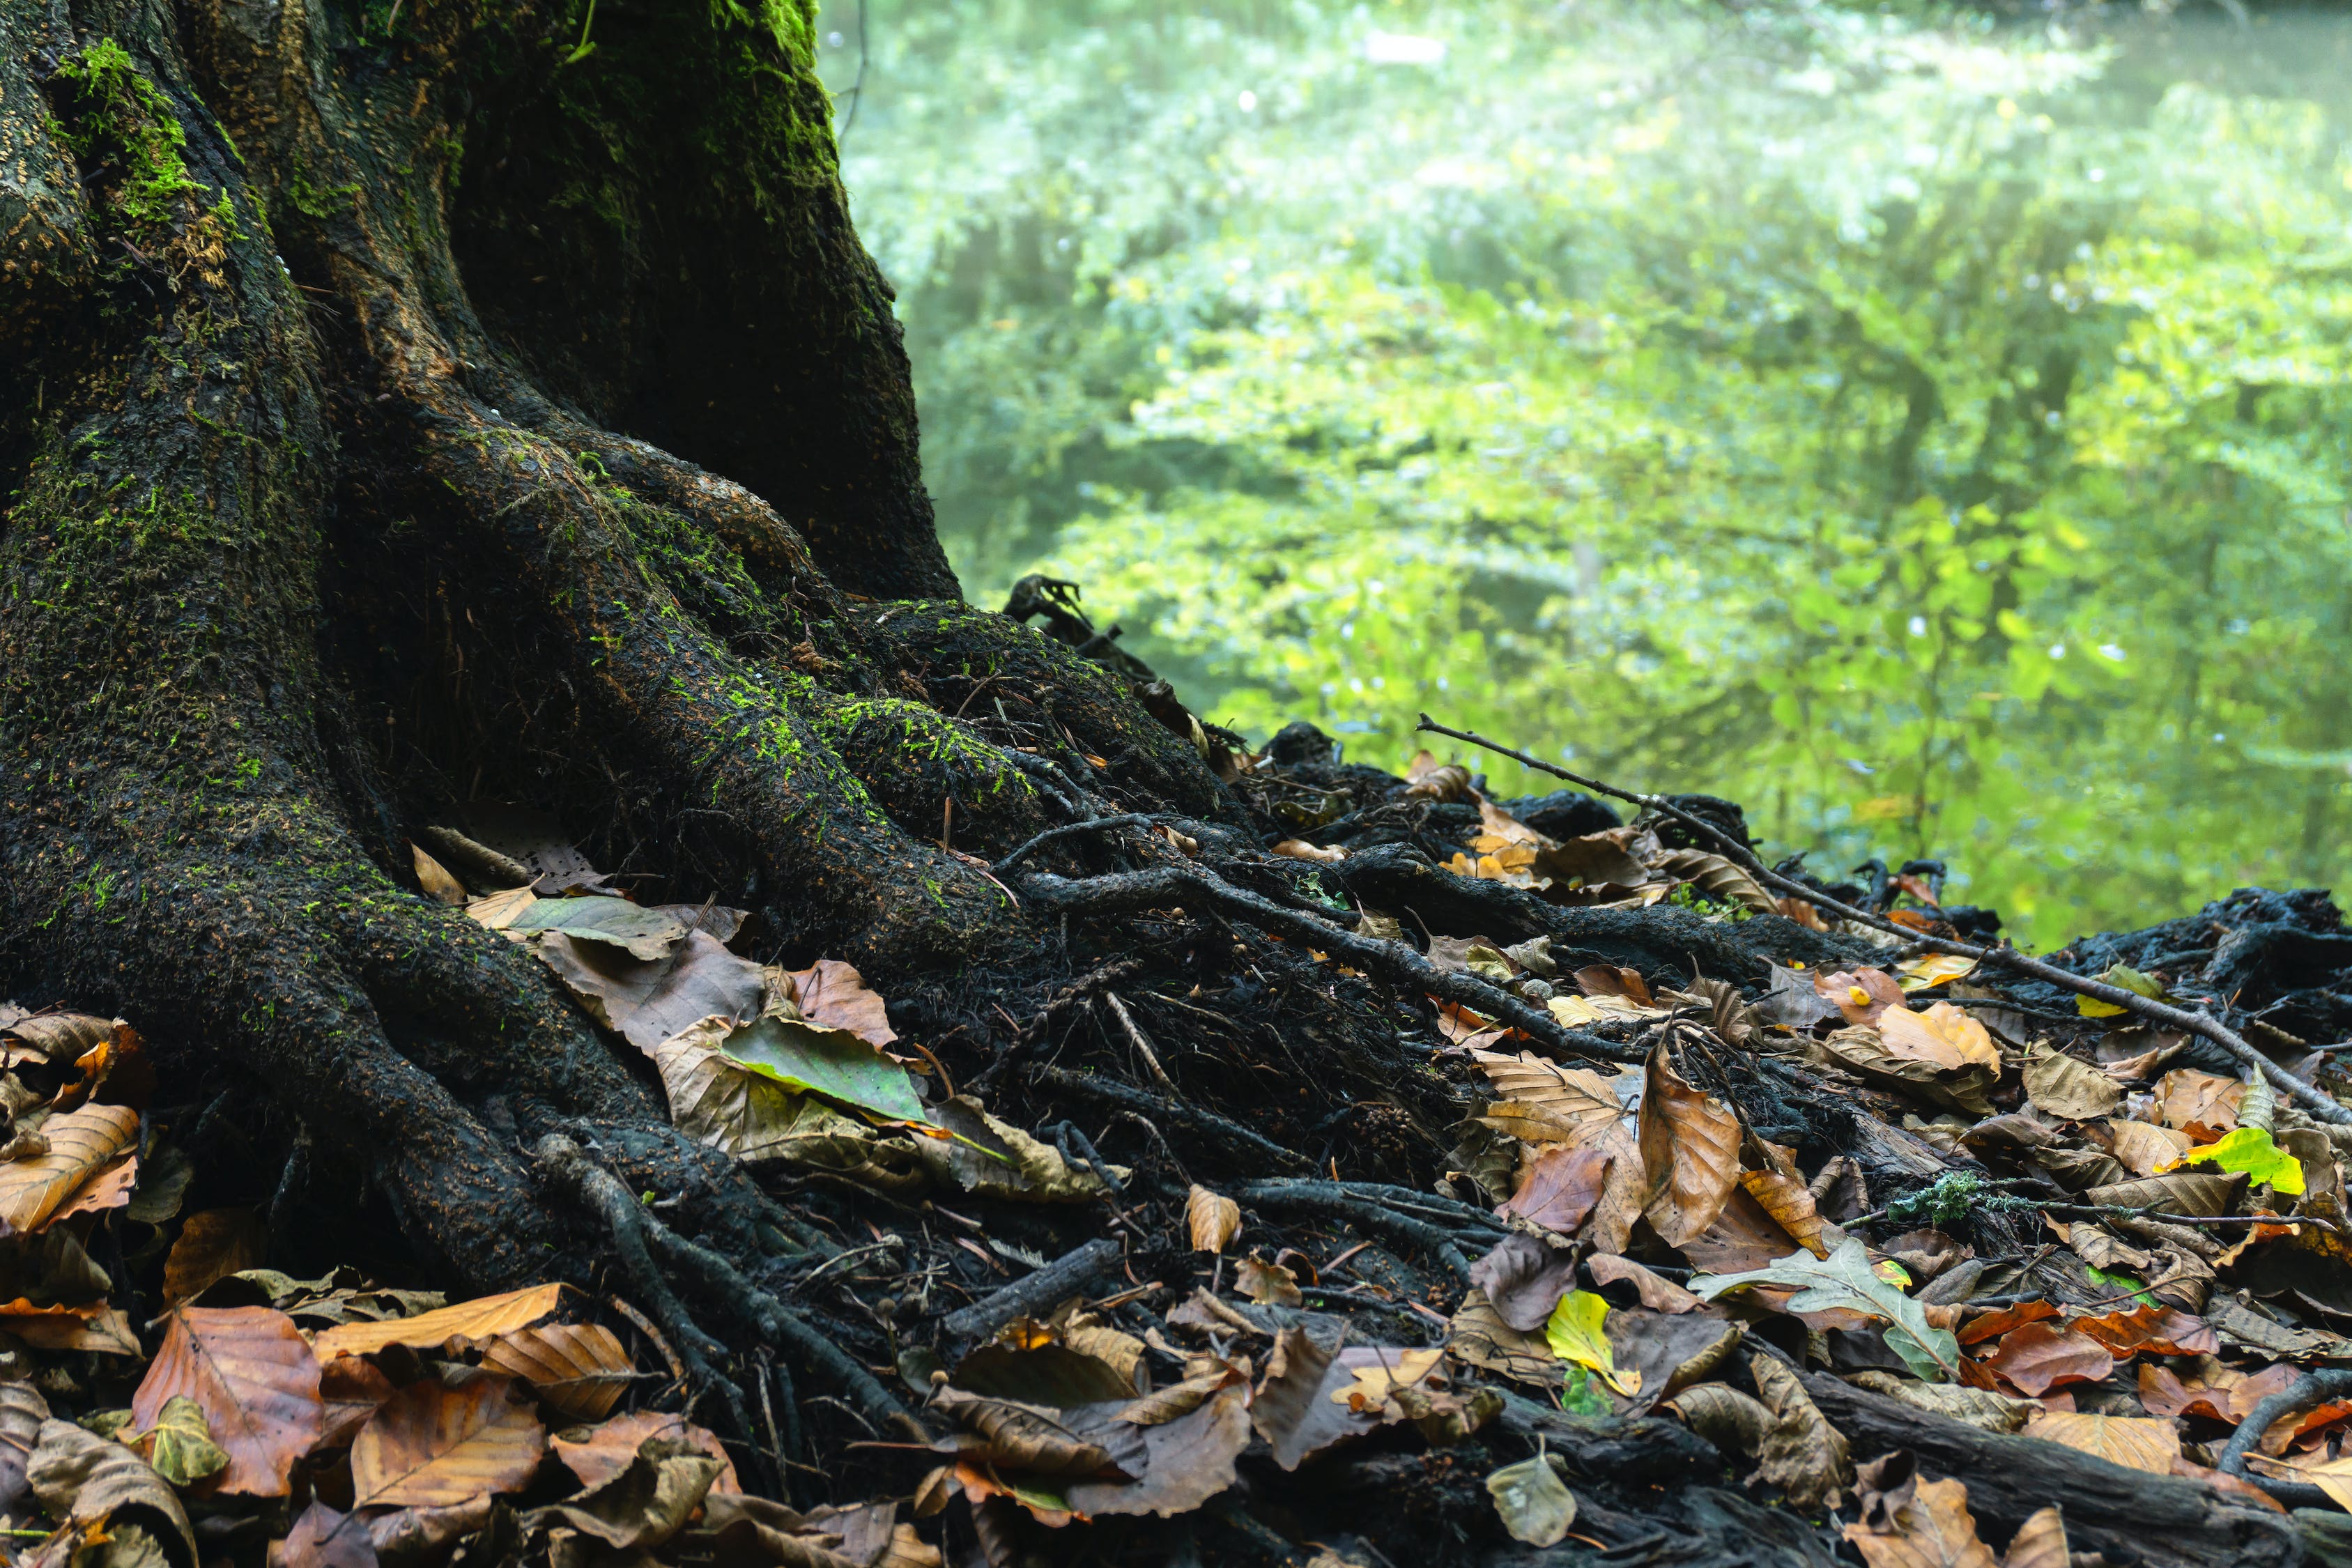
[1445, 1291, 1563, 1391]
[2105, 1119, 2192, 1177]
[0, 1379, 48, 1512]
[1185, 1186, 1241, 1254]
[351, 1374, 547, 1508]
[1877, 1004, 2001, 1071]
[539, 931, 764, 1054]
[1739, 1169, 1838, 1259]
[313, 1282, 565, 1361]
[1236, 1256, 1302, 1308]
[28, 1417, 196, 1568]
[2155, 1069, 2245, 1132]
[1486, 1454, 1577, 1548]
[2080, 1170, 2244, 1217]
[1749, 1353, 1850, 1512]
[2000, 1507, 2072, 1568]
[142, 1394, 229, 1488]
[1586, 1254, 1705, 1313]
[0, 1101, 137, 1232]
[1652, 847, 1777, 914]
[1637, 1040, 1741, 1247]
[1668, 1382, 1771, 1455]
[776, 959, 900, 1050]
[1842, 1473, 1997, 1568]
[1250, 1329, 1407, 1470]
[929, 1387, 1128, 1479]
[651, 1022, 879, 1166]
[1066, 1381, 1252, 1519]
[481, 1323, 635, 1420]
[2070, 1302, 2218, 1358]
[133, 1307, 323, 1497]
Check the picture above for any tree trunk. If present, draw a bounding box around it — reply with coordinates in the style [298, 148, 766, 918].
[0, 0, 1226, 1298]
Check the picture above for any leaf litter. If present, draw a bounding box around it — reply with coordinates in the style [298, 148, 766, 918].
[13, 737, 2352, 1567]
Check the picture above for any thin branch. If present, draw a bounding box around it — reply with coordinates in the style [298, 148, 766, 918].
[1417, 714, 2352, 1125]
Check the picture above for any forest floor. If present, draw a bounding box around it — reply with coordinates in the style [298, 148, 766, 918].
[7, 631, 2352, 1568]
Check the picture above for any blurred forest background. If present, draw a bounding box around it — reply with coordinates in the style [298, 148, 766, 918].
[815, 0, 2352, 950]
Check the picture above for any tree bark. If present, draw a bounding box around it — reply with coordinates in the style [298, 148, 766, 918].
[0, 0, 1223, 1296]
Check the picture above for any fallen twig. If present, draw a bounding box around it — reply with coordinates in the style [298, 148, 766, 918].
[1417, 714, 2352, 1125]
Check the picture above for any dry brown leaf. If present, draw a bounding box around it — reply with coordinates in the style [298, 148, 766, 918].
[2022, 1047, 2123, 1122]
[1814, 1028, 1997, 1117]
[1586, 1254, 1705, 1312]
[1236, 1256, 1303, 1308]
[650, 1021, 881, 1167]
[481, 1323, 634, 1420]
[351, 1374, 547, 1508]
[2137, 1355, 2296, 1424]
[2022, 1410, 2178, 1473]
[1844, 1371, 2040, 1434]
[2155, 1069, 2245, 1132]
[1250, 1330, 1404, 1470]
[0, 1381, 48, 1513]
[1739, 1169, 1837, 1259]
[2105, 1119, 2192, 1177]
[1468, 1050, 1622, 1143]
[163, 1209, 266, 1304]
[1652, 848, 1778, 915]
[2070, 1303, 2218, 1358]
[1750, 1353, 1850, 1510]
[1999, 1507, 2070, 1568]
[1843, 1473, 1997, 1568]
[412, 845, 470, 906]
[1878, 1004, 2001, 1070]
[0, 1102, 137, 1232]
[539, 931, 764, 1052]
[1186, 1186, 1241, 1254]
[1066, 1381, 1252, 1518]
[27, 1417, 194, 1568]
[1532, 827, 1656, 888]
[1496, 1144, 1611, 1236]
[314, 1282, 566, 1361]
[930, 1386, 1130, 1479]
[1329, 1347, 1445, 1411]
[1817, 968, 1909, 1027]
[3, 1013, 115, 1063]
[777, 959, 899, 1050]
[1976, 1321, 2113, 1398]
[1445, 1292, 1562, 1390]
[1572, 964, 1655, 1006]
[1638, 1040, 1741, 1247]
[553, 1411, 740, 1494]
[132, 1307, 322, 1497]
[1669, 1381, 1770, 1456]
[2081, 1171, 2244, 1217]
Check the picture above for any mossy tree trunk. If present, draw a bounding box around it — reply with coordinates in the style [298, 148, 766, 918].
[0, 0, 1227, 1291]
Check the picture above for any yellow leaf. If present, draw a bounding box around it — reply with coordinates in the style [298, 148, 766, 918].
[1894, 953, 1978, 990]
[1186, 1186, 1242, 1253]
[1544, 1291, 1639, 1397]
[2021, 1411, 2178, 1473]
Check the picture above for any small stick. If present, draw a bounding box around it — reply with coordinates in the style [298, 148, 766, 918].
[992, 813, 1155, 876]
[1417, 714, 2352, 1125]
[1103, 991, 1182, 1099]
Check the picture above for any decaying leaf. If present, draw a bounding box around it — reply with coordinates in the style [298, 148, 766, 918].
[411, 844, 470, 906]
[351, 1374, 547, 1508]
[1750, 1353, 1850, 1511]
[1470, 1233, 1579, 1332]
[1739, 1169, 1837, 1259]
[1496, 1142, 1608, 1241]
[28, 1417, 195, 1568]
[132, 1307, 322, 1496]
[1652, 848, 1777, 914]
[2022, 1046, 2123, 1122]
[1486, 1453, 1577, 1548]
[481, 1323, 635, 1420]
[140, 1396, 229, 1489]
[1066, 1381, 1252, 1518]
[1637, 1040, 1740, 1246]
[774, 959, 900, 1050]
[1186, 1186, 1241, 1254]
[1976, 1320, 2113, 1398]
[929, 1387, 1129, 1479]
[1236, 1255, 1302, 1307]
[651, 1022, 887, 1167]
[1877, 1003, 2001, 1071]
[314, 1283, 566, 1361]
[553, 1411, 740, 1495]
[1818, 967, 1909, 1027]
[1249, 1330, 1400, 1470]
[1843, 1470, 1996, 1568]
[537, 931, 765, 1053]
[1445, 1292, 1564, 1390]
[2154, 1069, 2245, 1132]
[1586, 1254, 1705, 1313]
[913, 1096, 1110, 1201]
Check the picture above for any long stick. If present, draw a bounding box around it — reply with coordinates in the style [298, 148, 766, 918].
[1417, 714, 2352, 1125]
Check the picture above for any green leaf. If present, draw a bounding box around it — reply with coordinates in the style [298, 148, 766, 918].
[2171, 1125, 2305, 1195]
[718, 1016, 928, 1123]
[2079, 963, 2167, 1017]
[475, 893, 686, 961]
[1544, 1291, 1638, 1397]
[2084, 1266, 2158, 1309]
[1689, 1238, 1962, 1383]
[145, 1395, 229, 1488]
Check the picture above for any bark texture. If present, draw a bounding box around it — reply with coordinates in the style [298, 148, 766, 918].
[0, 0, 1220, 1292]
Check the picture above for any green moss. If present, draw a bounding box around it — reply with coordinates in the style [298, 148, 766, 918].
[55, 39, 205, 234]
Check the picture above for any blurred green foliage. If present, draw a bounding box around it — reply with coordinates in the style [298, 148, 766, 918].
[825, 0, 2352, 947]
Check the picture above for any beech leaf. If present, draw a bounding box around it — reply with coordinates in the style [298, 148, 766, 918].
[1185, 1186, 1241, 1253]
[2167, 1125, 2304, 1194]
[1636, 1040, 1740, 1246]
[1486, 1454, 1577, 1548]
[132, 1307, 323, 1497]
